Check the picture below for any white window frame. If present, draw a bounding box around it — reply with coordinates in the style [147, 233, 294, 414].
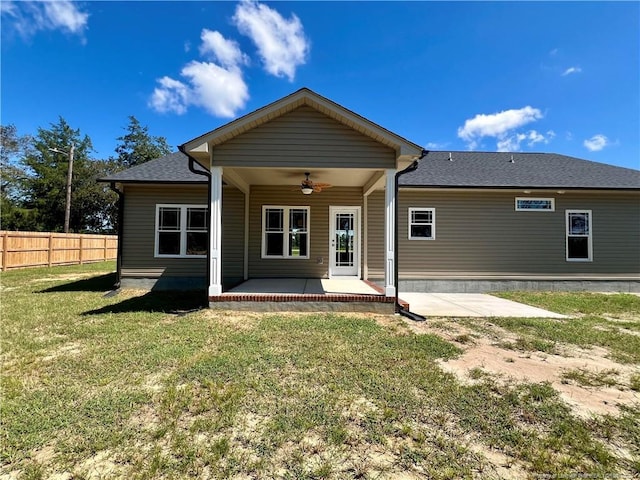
[261, 205, 310, 259]
[515, 197, 555, 211]
[408, 207, 436, 240]
[155, 204, 208, 258]
[566, 209, 593, 262]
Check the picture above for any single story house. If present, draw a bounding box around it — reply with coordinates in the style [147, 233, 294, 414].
[101, 88, 640, 309]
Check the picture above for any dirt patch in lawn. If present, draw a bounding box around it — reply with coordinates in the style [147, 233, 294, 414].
[405, 319, 639, 418]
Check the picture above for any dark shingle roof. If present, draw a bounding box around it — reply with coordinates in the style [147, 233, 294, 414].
[99, 151, 208, 183]
[400, 151, 640, 190]
[101, 149, 640, 190]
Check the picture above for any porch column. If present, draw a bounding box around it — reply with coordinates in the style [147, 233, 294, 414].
[384, 169, 396, 297]
[209, 166, 223, 296]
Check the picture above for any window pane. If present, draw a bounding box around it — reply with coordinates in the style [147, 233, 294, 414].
[569, 213, 589, 235]
[265, 232, 284, 256]
[568, 237, 589, 259]
[289, 232, 307, 257]
[187, 208, 207, 230]
[160, 208, 180, 230]
[411, 225, 432, 238]
[186, 232, 207, 255]
[290, 209, 307, 231]
[517, 199, 553, 210]
[158, 232, 180, 255]
[266, 209, 283, 231]
[412, 210, 432, 223]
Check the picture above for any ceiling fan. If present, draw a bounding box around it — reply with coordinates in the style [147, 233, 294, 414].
[296, 172, 332, 195]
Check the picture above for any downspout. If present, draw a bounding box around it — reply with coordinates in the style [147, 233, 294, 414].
[394, 149, 429, 321]
[178, 145, 212, 295]
[109, 182, 124, 288]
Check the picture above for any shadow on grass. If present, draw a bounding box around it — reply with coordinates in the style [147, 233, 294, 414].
[83, 290, 207, 316]
[39, 273, 118, 293]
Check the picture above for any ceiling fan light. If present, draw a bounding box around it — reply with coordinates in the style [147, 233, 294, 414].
[301, 186, 313, 195]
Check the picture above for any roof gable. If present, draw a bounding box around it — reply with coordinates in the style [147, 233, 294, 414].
[181, 88, 423, 162]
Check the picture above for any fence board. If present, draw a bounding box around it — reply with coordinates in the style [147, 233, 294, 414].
[0, 231, 118, 271]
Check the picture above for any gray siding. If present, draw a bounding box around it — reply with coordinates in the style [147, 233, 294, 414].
[121, 185, 245, 285]
[221, 186, 245, 286]
[213, 106, 396, 169]
[367, 189, 640, 279]
[249, 186, 363, 278]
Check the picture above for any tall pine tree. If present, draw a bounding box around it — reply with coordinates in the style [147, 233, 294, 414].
[113, 116, 171, 169]
[20, 117, 115, 232]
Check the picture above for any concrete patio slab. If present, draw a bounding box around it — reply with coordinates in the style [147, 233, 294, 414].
[228, 278, 380, 296]
[399, 292, 567, 318]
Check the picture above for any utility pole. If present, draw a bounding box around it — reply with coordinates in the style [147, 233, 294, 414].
[49, 144, 75, 233]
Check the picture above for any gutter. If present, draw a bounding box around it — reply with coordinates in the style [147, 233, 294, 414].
[178, 145, 212, 297]
[109, 182, 124, 288]
[394, 149, 429, 321]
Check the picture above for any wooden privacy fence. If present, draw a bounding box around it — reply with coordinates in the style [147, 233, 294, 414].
[0, 231, 118, 271]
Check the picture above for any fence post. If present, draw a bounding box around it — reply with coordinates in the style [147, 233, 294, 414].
[48, 233, 53, 267]
[1, 231, 7, 271]
[103, 235, 108, 261]
[79, 235, 84, 265]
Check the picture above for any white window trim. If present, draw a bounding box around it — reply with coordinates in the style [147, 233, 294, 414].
[155, 204, 208, 258]
[515, 197, 555, 211]
[261, 205, 310, 259]
[566, 209, 593, 262]
[408, 207, 436, 240]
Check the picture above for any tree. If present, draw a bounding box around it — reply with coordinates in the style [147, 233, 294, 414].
[20, 117, 116, 232]
[113, 116, 171, 169]
[0, 125, 37, 230]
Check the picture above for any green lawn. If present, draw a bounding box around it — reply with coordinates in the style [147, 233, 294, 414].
[1, 264, 638, 479]
[493, 291, 640, 363]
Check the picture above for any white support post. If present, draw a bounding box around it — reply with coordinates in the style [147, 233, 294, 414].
[209, 166, 223, 296]
[243, 189, 249, 280]
[384, 169, 396, 297]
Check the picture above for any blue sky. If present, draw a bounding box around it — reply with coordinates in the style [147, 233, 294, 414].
[2, 1, 639, 170]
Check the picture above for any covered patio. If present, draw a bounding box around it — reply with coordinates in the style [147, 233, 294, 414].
[209, 278, 403, 312]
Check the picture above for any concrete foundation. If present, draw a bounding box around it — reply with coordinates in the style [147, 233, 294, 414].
[397, 279, 640, 293]
[120, 276, 206, 291]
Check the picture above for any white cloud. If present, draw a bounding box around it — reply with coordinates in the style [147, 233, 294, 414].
[424, 141, 448, 150]
[233, 0, 309, 81]
[1, 0, 88, 37]
[200, 29, 249, 68]
[496, 130, 555, 152]
[150, 30, 249, 117]
[149, 77, 190, 115]
[549, 48, 559, 56]
[458, 106, 544, 149]
[150, 1, 310, 117]
[583, 134, 610, 152]
[181, 61, 249, 117]
[562, 66, 582, 76]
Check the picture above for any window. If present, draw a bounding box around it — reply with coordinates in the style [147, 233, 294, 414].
[408, 208, 435, 240]
[155, 205, 207, 257]
[515, 198, 555, 211]
[262, 206, 309, 258]
[566, 210, 592, 261]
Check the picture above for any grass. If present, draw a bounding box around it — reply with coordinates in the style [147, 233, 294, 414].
[1, 264, 639, 478]
[561, 368, 620, 388]
[484, 292, 640, 363]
